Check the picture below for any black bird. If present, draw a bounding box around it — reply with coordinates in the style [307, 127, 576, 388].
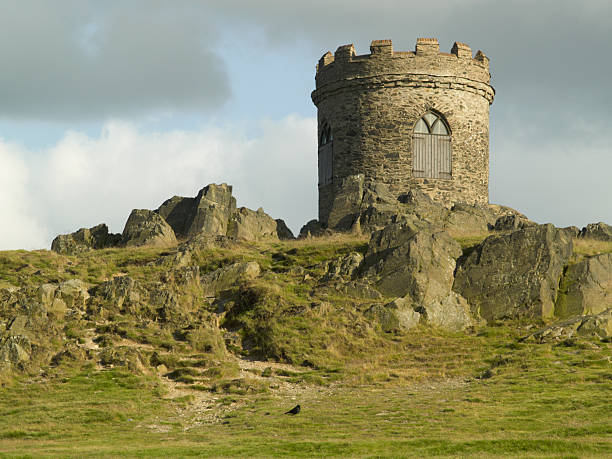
[284, 404, 301, 415]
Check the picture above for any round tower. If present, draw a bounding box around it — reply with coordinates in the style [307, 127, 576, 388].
[312, 38, 495, 226]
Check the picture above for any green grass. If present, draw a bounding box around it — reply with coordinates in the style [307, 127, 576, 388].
[0, 327, 609, 457]
[0, 234, 611, 456]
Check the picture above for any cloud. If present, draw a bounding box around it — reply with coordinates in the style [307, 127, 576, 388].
[0, 0, 230, 120]
[0, 142, 48, 249]
[0, 115, 317, 250]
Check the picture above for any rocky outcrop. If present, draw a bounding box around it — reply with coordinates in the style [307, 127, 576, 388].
[522, 308, 612, 342]
[359, 222, 478, 331]
[454, 224, 573, 321]
[201, 262, 261, 297]
[362, 222, 462, 300]
[366, 297, 420, 333]
[320, 252, 363, 283]
[493, 214, 536, 232]
[122, 209, 177, 248]
[37, 279, 89, 316]
[227, 208, 279, 241]
[556, 253, 612, 318]
[51, 223, 121, 255]
[275, 219, 295, 240]
[579, 222, 612, 241]
[53, 183, 293, 252]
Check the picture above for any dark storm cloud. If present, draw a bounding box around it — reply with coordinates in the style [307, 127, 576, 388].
[0, 0, 230, 119]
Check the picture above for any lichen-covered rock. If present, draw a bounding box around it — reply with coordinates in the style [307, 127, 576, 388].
[321, 252, 364, 283]
[366, 297, 420, 332]
[51, 223, 121, 254]
[579, 222, 612, 241]
[275, 219, 295, 240]
[362, 222, 462, 301]
[556, 253, 612, 318]
[89, 276, 145, 315]
[122, 209, 177, 248]
[299, 219, 331, 238]
[418, 292, 480, 331]
[454, 224, 573, 321]
[327, 174, 365, 231]
[187, 184, 236, 238]
[201, 262, 261, 297]
[37, 279, 89, 316]
[227, 207, 279, 241]
[523, 308, 612, 342]
[493, 214, 536, 232]
[445, 202, 495, 235]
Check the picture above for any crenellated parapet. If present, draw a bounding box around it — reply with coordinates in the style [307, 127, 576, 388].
[313, 38, 494, 105]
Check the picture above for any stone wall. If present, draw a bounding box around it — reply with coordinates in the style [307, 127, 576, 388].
[312, 38, 495, 225]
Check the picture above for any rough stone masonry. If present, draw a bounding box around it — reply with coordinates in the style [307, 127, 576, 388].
[312, 38, 495, 225]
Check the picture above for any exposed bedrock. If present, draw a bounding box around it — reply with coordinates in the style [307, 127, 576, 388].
[453, 224, 573, 321]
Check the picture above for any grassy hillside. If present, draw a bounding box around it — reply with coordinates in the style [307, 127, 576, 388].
[0, 235, 610, 457]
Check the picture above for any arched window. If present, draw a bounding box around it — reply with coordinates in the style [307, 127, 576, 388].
[412, 112, 451, 179]
[318, 122, 333, 186]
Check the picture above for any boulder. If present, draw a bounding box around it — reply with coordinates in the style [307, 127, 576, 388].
[90, 276, 145, 313]
[493, 214, 536, 232]
[156, 183, 236, 239]
[445, 203, 494, 235]
[362, 222, 462, 301]
[417, 292, 480, 331]
[275, 219, 295, 240]
[366, 297, 420, 332]
[579, 222, 612, 241]
[556, 253, 612, 318]
[122, 209, 177, 248]
[523, 308, 612, 342]
[51, 223, 121, 254]
[201, 262, 261, 297]
[37, 279, 89, 316]
[187, 184, 236, 238]
[299, 219, 330, 238]
[321, 252, 364, 283]
[227, 207, 279, 241]
[156, 195, 197, 238]
[454, 224, 573, 321]
[327, 174, 364, 231]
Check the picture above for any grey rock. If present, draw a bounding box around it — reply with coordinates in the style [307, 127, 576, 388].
[201, 262, 261, 297]
[187, 184, 236, 238]
[90, 276, 144, 312]
[51, 223, 121, 254]
[579, 222, 612, 241]
[327, 174, 364, 231]
[418, 292, 480, 331]
[275, 219, 295, 240]
[157, 195, 197, 238]
[556, 253, 612, 318]
[37, 279, 89, 316]
[366, 297, 421, 332]
[337, 281, 382, 299]
[122, 209, 177, 248]
[321, 252, 364, 283]
[362, 222, 462, 301]
[454, 224, 573, 321]
[227, 207, 279, 241]
[493, 214, 536, 231]
[299, 219, 330, 238]
[523, 308, 612, 342]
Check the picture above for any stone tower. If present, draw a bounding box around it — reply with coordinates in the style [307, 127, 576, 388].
[312, 38, 495, 226]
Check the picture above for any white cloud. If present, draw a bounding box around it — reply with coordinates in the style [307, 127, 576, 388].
[0, 115, 317, 250]
[0, 142, 48, 249]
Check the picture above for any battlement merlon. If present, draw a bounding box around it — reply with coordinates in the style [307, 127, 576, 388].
[315, 38, 492, 87]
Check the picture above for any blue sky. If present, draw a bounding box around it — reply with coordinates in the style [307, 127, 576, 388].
[1, 0, 611, 249]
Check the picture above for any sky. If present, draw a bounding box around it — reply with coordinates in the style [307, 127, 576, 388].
[1, 0, 611, 250]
